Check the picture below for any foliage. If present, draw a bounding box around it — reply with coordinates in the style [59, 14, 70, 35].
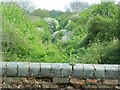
[56, 12, 73, 30]
[55, 1, 119, 64]
[34, 19, 51, 42]
[49, 10, 62, 18]
[66, 1, 90, 13]
[2, 3, 67, 62]
[2, 1, 120, 64]
[31, 9, 50, 18]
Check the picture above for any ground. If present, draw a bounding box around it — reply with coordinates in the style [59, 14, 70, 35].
[0, 77, 119, 90]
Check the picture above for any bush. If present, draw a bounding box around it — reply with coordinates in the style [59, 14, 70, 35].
[2, 3, 67, 62]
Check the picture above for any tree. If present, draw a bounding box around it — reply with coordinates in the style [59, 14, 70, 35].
[16, 1, 35, 12]
[2, 0, 35, 12]
[31, 9, 50, 18]
[49, 10, 62, 18]
[93, 1, 117, 18]
[66, 1, 90, 13]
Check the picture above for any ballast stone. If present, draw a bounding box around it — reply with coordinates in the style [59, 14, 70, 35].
[53, 77, 69, 84]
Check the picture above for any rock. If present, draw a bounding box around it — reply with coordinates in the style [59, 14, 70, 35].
[53, 77, 69, 84]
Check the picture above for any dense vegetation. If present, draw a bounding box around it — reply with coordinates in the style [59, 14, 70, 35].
[1, 1, 120, 64]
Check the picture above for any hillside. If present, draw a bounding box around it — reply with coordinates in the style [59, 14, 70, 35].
[1, 1, 120, 64]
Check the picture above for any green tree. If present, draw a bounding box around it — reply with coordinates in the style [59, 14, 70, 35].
[31, 9, 50, 18]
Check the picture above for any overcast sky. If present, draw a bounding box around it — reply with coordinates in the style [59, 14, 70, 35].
[1, 0, 120, 11]
[31, 0, 120, 11]
[31, 0, 100, 11]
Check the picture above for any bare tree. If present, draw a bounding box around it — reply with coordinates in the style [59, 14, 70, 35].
[66, 1, 90, 13]
[2, 0, 35, 12]
[17, 1, 35, 12]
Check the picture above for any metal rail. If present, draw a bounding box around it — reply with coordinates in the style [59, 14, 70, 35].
[0, 62, 119, 79]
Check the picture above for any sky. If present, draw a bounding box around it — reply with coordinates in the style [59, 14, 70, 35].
[31, 0, 120, 11]
[0, 0, 120, 11]
[31, 0, 101, 11]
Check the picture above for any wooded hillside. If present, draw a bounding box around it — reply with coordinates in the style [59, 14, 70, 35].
[1, 1, 120, 64]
